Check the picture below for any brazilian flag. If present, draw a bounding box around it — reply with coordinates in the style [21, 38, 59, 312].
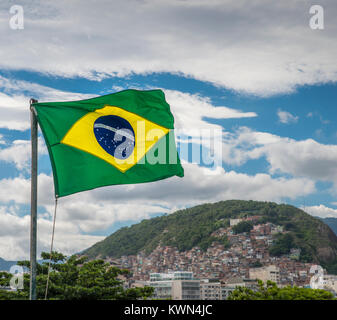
[33, 89, 184, 197]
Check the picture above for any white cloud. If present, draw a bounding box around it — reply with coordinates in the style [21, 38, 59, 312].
[0, 1, 337, 95]
[0, 77, 256, 132]
[0, 137, 47, 170]
[222, 127, 337, 185]
[165, 90, 257, 131]
[0, 173, 53, 205]
[59, 163, 314, 213]
[0, 76, 94, 130]
[277, 109, 298, 124]
[0, 76, 94, 102]
[54, 202, 169, 234]
[0, 163, 315, 211]
[303, 204, 337, 219]
[0, 206, 104, 260]
[0, 92, 29, 130]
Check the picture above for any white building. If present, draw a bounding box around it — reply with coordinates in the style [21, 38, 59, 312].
[311, 273, 337, 294]
[230, 219, 242, 227]
[249, 265, 280, 284]
[171, 280, 200, 300]
[148, 271, 200, 300]
[200, 281, 221, 300]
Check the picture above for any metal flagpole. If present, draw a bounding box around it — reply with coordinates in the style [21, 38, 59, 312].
[30, 98, 38, 300]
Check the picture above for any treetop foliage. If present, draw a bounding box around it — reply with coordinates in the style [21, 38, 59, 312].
[228, 280, 335, 300]
[0, 251, 154, 300]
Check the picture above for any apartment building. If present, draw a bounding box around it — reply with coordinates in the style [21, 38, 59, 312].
[249, 265, 280, 284]
[171, 280, 200, 300]
[310, 273, 337, 294]
[200, 281, 221, 300]
[148, 271, 200, 300]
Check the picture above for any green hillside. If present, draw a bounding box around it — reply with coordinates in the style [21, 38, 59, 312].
[83, 200, 337, 273]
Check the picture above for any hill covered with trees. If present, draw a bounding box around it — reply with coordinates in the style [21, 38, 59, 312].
[83, 200, 337, 273]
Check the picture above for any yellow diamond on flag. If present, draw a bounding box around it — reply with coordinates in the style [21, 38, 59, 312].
[61, 106, 170, 172]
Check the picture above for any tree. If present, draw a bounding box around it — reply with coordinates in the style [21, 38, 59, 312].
[232, 221, 253, 234]
[250, 261, 263, 268]
[228, 280, 335, 300]
[269, 233, 295, 257]
[0, 251, 154, 300]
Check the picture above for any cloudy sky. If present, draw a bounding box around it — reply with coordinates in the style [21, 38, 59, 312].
[0, 0, 337, 260]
